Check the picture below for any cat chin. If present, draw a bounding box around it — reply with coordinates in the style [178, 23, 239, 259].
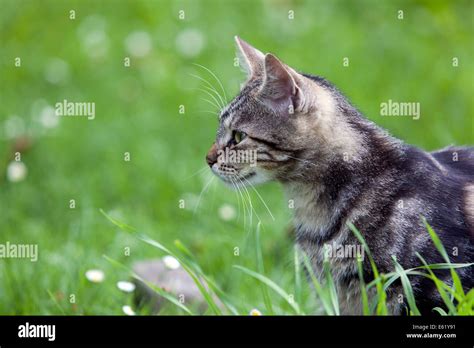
[216, 170, 270, 188]
[241, 171, 271, 186]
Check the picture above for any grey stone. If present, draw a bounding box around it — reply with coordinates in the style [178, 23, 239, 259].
[132, 258, 211, 314]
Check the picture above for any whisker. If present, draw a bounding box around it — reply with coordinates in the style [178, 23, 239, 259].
[201, 97, 221, 111]
[230, 179, 245, 224]
[229, 178, 242, 223]
[200, 85, 226, 109]
[190, 87, 225, 110]
[189, 73, 226, 108]
[198, 88, 224, 110]
[192, 63, 228, 104]
[233, 177, 249, 232]
[242, 176, 275, 221]
[193, 174, 215, 214]
[195, 110, 219, 117]
[236, 178, 257, 240]
[237, 177, 261, 225]
[183, 166, 209, 181]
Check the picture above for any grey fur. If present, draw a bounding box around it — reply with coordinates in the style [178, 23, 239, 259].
[206, 37, 474, 314]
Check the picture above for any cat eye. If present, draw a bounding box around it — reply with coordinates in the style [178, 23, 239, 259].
[232, 130, 247, 144]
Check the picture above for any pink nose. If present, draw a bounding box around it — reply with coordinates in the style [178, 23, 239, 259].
[206, 143, 218, 167]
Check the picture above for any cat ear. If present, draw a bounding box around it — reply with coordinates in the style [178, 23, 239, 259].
[234, 36, 265, 77]
[260, 53, 302, 114]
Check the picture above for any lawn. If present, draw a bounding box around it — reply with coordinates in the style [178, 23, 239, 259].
[0, 0, 472, 314]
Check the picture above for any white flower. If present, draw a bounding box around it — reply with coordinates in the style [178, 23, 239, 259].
[125, 31, 152, 57]
[249, 308, 262, 316]
[122, 305, 135, 316]
[117, 280, 136, 293]
[175, 29, 205, 58]
[218, 204, 236, 221]
[163, 255, 180, 270]
[6, 161, 27, 183]
[85, 269, 105, 283]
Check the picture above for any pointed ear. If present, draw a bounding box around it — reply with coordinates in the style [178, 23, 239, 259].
[235, 36, 265, 78]
[260, 53, 302, 113]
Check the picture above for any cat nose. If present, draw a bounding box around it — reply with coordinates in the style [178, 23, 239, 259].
[206, 143, 218, 167]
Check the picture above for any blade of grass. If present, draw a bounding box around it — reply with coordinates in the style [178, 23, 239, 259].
[423, 218, 465, 298]
[357, 258, 371, 315]
[323, 257, 340, 315]
[294, 245, 302, 308]
[391, 256, 420, 315]
[100, 210, 227, 315]
[432, 307, 448, 316]
[46, 290, 66, 315]
[416, 252, 457, 314]
[100, 209, 136, 233]
[139, 235, 222, 315]
[173, 240, 239, 315]
[381, 263, 473, 292]
[456, 288, 474, 315]
[347, 223, 387, 315]
[103, 255, 194, 315]
[255, 222, 274, 314]
[301, 251, 335, 315]
[233, 265, 301, 314]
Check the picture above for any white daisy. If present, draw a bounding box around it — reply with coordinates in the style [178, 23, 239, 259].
[163, 255, 180, 270]
[6, 161, 27, 183]
[249, 308, 262, 316]
[117, 280, 136, 293]
[122, 305, 136, 316]
[85, 269, 105, 283]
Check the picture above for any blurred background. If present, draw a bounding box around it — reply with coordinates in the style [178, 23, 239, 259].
[0, 0, 472, 314]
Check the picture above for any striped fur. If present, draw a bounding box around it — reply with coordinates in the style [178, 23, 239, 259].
[206, 38, 474, 314]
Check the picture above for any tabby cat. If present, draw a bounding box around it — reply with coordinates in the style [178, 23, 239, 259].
[205, 37, 474, 314]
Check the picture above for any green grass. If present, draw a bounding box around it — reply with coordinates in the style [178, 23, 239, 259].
[0, 0, 473, 314]
[103, 211, 473, 315]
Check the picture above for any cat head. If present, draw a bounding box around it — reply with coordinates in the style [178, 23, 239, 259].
[206, 37, 363, 187]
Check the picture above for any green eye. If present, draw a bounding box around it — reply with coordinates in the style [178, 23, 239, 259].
[233, 130, 247, 144]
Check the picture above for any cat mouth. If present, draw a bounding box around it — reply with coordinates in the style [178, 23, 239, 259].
[218, 171, 256, 184]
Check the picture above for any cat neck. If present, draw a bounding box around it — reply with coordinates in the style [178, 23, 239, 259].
[283, 118, 407, 243]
